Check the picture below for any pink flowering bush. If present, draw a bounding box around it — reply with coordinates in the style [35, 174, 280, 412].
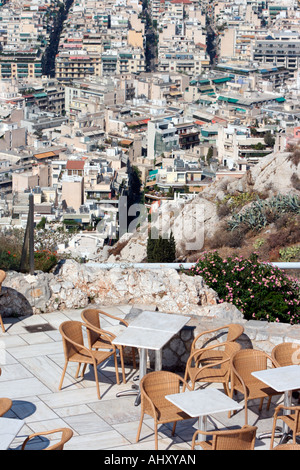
[187, 251, 300, 324]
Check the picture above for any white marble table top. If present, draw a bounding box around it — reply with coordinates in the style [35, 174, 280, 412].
[129, 311, 190, 334]
[166, 388, 243, 418]
[252, 365, 300, 392]
[0, 417, 24, 450]
[112, 326, 175, 350]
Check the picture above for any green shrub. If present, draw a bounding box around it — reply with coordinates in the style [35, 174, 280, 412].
[279, 246, 300, 262]
[34, 250, 58, 273]
[185, 251, 300, 324]
[0, 250, 21, 271]
[0, 248, 58, 273]
[228, 194, 300, 232]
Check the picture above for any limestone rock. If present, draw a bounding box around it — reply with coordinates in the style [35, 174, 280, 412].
[0, 260, 223, 317]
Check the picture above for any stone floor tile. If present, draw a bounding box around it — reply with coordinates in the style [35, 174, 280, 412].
[63, 412, 112, 435]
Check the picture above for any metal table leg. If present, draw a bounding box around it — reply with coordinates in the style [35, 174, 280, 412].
[116, 348, 147, 405]
[116, 348, 162, 406]
[258, 390, 293, 443]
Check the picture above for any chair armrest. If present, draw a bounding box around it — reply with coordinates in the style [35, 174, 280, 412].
[230, 363, 248, 399]
[21, 429, 73, 450]
[85, 322, 116, 341]
[98, 309, 129, 327]
[186, 342, 230, 369]
[192, 356, 230, 385]
[85, 324, 117, 350]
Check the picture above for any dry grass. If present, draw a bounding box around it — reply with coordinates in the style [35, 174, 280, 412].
[108, 239, 129, 256]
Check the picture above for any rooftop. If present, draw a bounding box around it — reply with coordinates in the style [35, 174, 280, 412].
[0, 304, 292, 451]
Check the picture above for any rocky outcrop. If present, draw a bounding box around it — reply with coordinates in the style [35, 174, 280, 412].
[104, 151, 300, 262]
[0, 259, 244, 321]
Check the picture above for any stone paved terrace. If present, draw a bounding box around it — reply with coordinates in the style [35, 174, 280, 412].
[0, 304, 297, 451]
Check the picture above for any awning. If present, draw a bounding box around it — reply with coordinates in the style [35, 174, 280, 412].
[218, 96, 239, 103]
[34, 151, 56, 159]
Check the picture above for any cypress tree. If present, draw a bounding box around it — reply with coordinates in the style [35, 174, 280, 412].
[146, 230, 176, 263]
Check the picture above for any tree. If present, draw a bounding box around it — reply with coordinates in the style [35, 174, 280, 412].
[36, 217, 47, 230]
[147, 230, 176, 263]
[206, 146, 214, 163]
[264, 132, 275, 148]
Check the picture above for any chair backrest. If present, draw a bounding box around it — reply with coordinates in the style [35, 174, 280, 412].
[224, 340, 242, 357]
[59, 321, 84, 360]
[272, 342, 300, 367]
[140, 371, 183, 415]
[227, 323, 244, 342]
[0, 270, 6, 293]
[192, 323, 244, 351]
[194, 341, 241, 368]
[212, 425, 257, 450]
[231, 349, 275, 385]
[81, 308, 101, 346]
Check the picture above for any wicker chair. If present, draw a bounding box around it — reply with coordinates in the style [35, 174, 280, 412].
[272, 342, 300, 401]
[21, 428, 73, 450]
[0, 270, 6, 333]
[136, 370, 192, 450]
[229, 349, 282, 424]
[190, 323, 244, 354]
[270, 405, 300, 449]
[81, 308, 127, 383]
[183, 341, 241, 395]
[272, 443, 300, 450]
[272, 342, 300, 367]
[191, 425, 257, 450]
[81, 307, 136, 372]
[58, 320, 120, 399]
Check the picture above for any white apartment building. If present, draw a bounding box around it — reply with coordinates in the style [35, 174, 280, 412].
[147, 118, 180, 160]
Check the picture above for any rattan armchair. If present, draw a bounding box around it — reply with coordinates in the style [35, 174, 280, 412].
[272, 342, 300, 367]
[59, 320, 121, 400]
[190, 323, 244, 354]
[229, 349, 282, 424]
[191, 425, 257, 450]
[81, 307, 136, 371]
[0, 270, 6, 333]
[271, 342, 300, 402]
[183, 341, 241, 395]
[81, 308, 126, 383]
[21, 428, 73, 450]
[270, 404, 300, 449]
[136, 370, 192, 450]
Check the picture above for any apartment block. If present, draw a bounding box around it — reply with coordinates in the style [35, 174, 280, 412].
[0, 48, 43, 79]
[147, 118, 180, 159]
[253, 31, 300, 71]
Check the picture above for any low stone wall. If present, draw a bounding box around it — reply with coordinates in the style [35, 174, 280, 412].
[0, 259, 220, 316]
[123, 306, 300, 372]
